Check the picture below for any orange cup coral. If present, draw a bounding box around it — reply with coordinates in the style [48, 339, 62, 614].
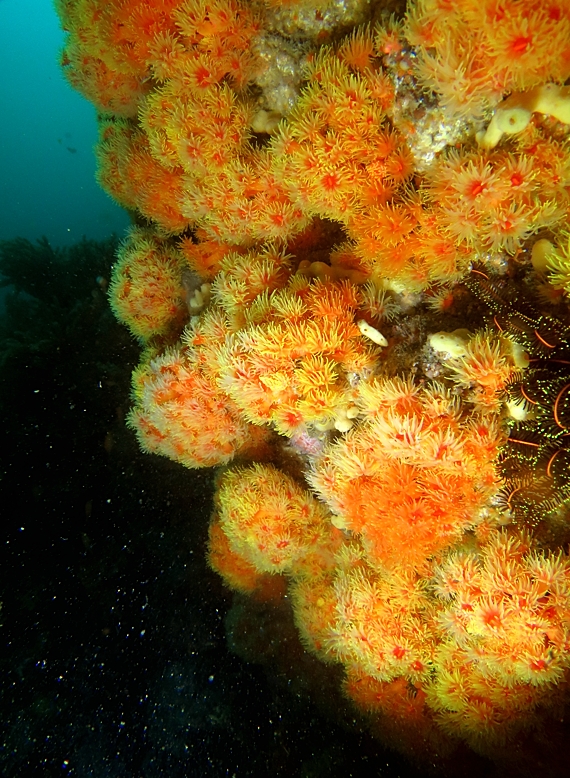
[216, 463, 331, 574]
[108, 227, 190, 340]
[56, 0, 570, 770]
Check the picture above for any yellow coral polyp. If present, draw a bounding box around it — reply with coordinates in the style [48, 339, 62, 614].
[406, 0, 570, 120]
[108, 227, 190, 340]
[546, 233, 570, 294]
[216, 463, 330, 574]
[307, 378, 503, 571]
[478, 83, 570, 149]
[444, 331, 523, 409]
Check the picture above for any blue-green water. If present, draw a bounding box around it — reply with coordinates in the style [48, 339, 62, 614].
[0, 0, 129, 247]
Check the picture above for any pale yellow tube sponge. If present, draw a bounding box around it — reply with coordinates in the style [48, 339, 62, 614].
[478, 84, 570, 149]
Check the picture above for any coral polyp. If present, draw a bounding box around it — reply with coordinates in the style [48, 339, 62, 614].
[108, 226, 191, 340]
[56, 0, 570, 772]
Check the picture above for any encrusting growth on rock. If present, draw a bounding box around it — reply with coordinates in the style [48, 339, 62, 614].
[56, 0, 570, 772]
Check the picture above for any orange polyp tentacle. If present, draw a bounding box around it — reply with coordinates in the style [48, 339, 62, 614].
[546, 448, 563, 478]
[506, 484, 523, 511]
[508, 437, 540, 448]
[553, 382, 570, 429]
[520, 385, 538, 405]
[534, 329, 556, 349]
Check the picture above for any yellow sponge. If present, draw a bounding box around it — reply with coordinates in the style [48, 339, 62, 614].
[478, 84, 570, 149]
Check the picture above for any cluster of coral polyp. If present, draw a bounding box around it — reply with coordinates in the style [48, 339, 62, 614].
[57, 0, 570, 768]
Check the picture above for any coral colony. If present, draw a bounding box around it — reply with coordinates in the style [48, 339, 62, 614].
[55, 0, 570, 768]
